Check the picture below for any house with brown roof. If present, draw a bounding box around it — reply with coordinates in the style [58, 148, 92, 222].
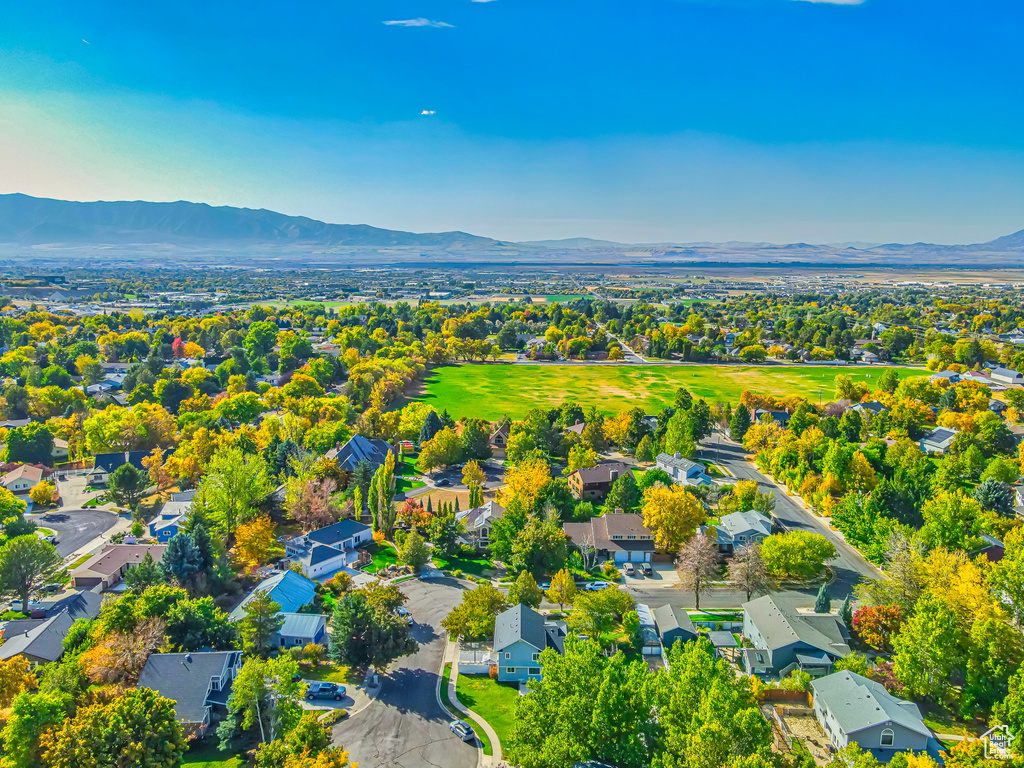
[0, 465, 46, 495]
[563, 512, 656, 563]
[566, 461, 631, 501]
[490, 422, 510, 455]
[71, 543, 168, 590]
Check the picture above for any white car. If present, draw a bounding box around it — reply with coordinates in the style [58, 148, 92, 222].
[584, 581, 613, 591]
[622, 564, 635, 577]
[450, 720, 476, 742]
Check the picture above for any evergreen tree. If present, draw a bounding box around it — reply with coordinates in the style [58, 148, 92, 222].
[418, 411, 443, 445]
[729, 404, 752, 442]
[605, 472, 641, 513]
[124, 551, 165, 591]
[814, 583, 831, 614]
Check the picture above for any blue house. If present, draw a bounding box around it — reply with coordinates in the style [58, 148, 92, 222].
[493, 604, 566, 683]
[275, 613, 328, 648]
[229, 571, 317, 621]
[741, 592, 851, 679]
[149, 500, 193, 542]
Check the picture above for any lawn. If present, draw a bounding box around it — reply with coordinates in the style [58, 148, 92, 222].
[544, 294, 585, 302]
[395, 477, 426, 493]
[418, 364, 918, 421]
[456, 674, 521, 746]
[303, 661, 360, 685]
[361, 541, 401, 574]
[181, 740, 243, 768]
[432, 553, 496, 578]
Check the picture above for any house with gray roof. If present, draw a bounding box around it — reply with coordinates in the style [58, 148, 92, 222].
[229, 570, 317, 621]
[493, 604, 567, 683]
[849, 401, 888, 417]
[812, 671, 930, 761]
[137, 651, 242, 738]
[456, 500, 505, 549]
[653, 604, 698, 650]
[655, 452, 712, 488]
[324, 434, 395, 474]
[149, 499, 193, 542]
[919, 426, 958, 455]
[0, 608, 74, 664]
[707, 510, 774, 553]
[27, 589, 103, 622]
[992, 367, 1024, 386]
[284, 518, 373, 578]
[275, 613, 327, 649]
[741, 592, 850, 678]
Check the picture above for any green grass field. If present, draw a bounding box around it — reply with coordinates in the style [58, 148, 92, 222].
[417, 364, 917, 420]
[181, 740, 243, 768]
[456, 674, 521, 746]
[543, 294, 584, 302]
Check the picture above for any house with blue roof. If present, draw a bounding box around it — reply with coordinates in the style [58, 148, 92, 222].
[229, 571, 317, 621]
[275, 613, 328, 648]
[285, 518, 373, 578]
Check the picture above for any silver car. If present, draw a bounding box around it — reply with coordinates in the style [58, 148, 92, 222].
[450, 720, 476, 742]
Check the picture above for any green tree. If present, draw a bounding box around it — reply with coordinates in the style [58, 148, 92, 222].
[199, 446, 273, 539]
[508, 570, 544, 608]
[893, 593, 967, 706]
[759, 531, 836, 580]
[165, 596, 236, 651]
[41, 687, 185, 768]
[814, 583, 830, 613]
[605, 471, 641, 513]
[441, 582, 509, 640]
[919, 492, 985, 552]
[108, 462, 148, 512]
[973, 478, 1015, 517]
[399, 529, 429, 570]
[664, 410, 695, 459]
[511, 516, 568, 577]
[729, 404, 752, 442]
[329, 589, 418, 669]
[0, 535, 61, 612]
[1, 690, 71, 768]
[240, 592, 285, 658]
[3, 422, 55, 466]
[223, 654, 302, 745]
[123, 551, 165, 591]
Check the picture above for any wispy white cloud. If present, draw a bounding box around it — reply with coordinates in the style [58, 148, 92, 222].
[383, 18, 454, 27]
[420, 110, 436, 116]
[471, 0, 499, 3]
[793, 0, 866, 5]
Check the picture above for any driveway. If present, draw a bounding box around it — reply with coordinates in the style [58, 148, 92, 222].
[28, 508, 121, 557]
[331, 578, 477, 768]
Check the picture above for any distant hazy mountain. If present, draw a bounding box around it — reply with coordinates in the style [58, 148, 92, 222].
[0, 193, 500, 248]
[1, 193, 1022, 267]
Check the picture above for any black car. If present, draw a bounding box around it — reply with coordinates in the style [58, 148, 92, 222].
[435, 478, 451, 487]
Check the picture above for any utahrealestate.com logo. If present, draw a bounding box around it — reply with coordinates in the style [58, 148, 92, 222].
[980, 725, 1015, 760]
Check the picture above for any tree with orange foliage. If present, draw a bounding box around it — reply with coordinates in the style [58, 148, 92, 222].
[852, 605, 903, 652]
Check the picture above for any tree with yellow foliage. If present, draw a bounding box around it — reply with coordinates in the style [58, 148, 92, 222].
[462, 460, 486, 488]
[0, 656, 36, 707]
[641, 484, 706, 552]
[235, 516, 277, 570]
[498, 456, 551, 511]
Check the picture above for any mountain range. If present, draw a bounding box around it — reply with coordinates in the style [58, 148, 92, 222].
[1, 192, 1023, 266]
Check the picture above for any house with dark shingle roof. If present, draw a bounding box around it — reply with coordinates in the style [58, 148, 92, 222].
[742, 592, 851, 678]
[813, 671, 930, 760]
[563, 512, 656, 563]
[655, 452, 712, 488]
[27, 589, 103, 622]
[919, 426, 958, 455]
[492, 604, 567, 683]
[324, 434, 395, 474]
[566, 461, 631, 501]
[653, 604, 698, 650]
[456, 500, 505, 549]
[284, 519, 373, 578]
[87, 451, 148, 486]
[0, 608, 74, 664]
[137, 651, 242, 738]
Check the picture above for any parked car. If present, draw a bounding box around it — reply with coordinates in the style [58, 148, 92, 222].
[396, 607, 413, 625]
[435, 478, 451, 487]
[640, 562, 652, 576]
[450, 720, 476, 742]
[622, 563, 635, 576]
[306, 682, 345, 701]
[539, 582, 550, 590]
[584, 581, 613, 591]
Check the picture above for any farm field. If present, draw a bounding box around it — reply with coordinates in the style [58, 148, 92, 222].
[417, 364, 919, 420]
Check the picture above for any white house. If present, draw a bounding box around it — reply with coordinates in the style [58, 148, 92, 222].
[919, 427, 958, 455]
[992, 367, 1024, 386]
[655, 452, 712, 488]
[284, 519, 373, 578]
[0, 465, 45, 495]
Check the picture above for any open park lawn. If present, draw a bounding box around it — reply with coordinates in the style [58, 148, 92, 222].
[418, 364, 917, 420]
[456, 674, 521, 744]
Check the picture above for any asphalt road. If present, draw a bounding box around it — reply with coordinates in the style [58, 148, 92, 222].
[698, 433, 882, 601]
[28, 508, 121, 557]
[332, 578, 478, 768]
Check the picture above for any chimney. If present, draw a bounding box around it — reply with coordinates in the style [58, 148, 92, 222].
[615, 508, 624, 514]
[674, 452, 681, 460]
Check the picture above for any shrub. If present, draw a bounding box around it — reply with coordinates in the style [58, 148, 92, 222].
[319, 708, 348, 725]
[451, 569, 463, 579]
[602, 561, 620, 580]
[489, 665, 499, 681]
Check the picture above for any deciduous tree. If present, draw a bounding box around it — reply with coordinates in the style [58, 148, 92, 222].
[640, 485, 706, 552]
[0, 535, 61, 612]
[675, 533, 720, 610]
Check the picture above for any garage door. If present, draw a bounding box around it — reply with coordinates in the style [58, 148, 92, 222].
[614, 551, 628, 562]
[631, 551, 648, 562]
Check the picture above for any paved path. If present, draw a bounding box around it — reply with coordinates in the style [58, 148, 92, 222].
[444, 640, 503, 766]
[331, 578, 478, 768]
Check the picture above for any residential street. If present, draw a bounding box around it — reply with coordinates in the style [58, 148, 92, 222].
[28, 508, 121, 558]
[331, 578, 478, 768]
[697, 433, 882, 601]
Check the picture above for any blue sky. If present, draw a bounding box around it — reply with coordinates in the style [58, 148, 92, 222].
[1, 0, 1022, 243]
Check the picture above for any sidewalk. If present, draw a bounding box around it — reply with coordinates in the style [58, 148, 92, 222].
[442, 640, 504, 768]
